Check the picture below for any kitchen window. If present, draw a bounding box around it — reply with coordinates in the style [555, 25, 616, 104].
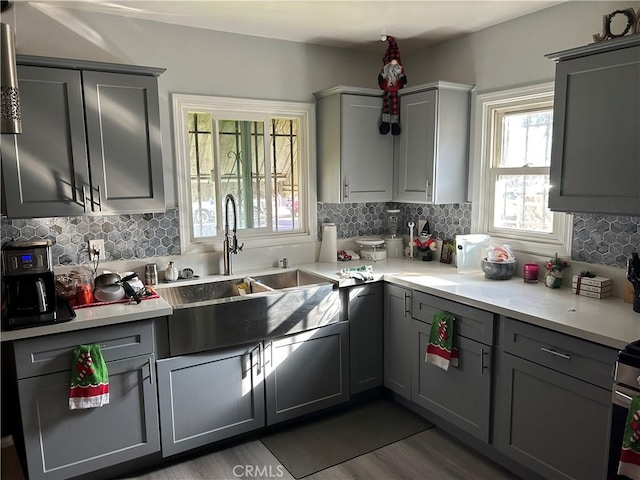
[173, 94, 316, 253]
[471, 83, 572, 257]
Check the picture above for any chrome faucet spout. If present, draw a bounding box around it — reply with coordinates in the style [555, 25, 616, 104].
[223, 194, 243, 275]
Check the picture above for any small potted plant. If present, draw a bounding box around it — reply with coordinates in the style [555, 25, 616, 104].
[545, 253, 569, 289]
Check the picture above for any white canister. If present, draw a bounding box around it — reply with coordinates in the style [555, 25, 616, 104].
[165, 261, 179, 281]
[318, 223, 337, 262]
[384, 237, 404, 258]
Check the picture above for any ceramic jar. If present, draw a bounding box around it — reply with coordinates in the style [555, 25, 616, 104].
[545, 268, 563, 289]
[165, 261, 179, 282]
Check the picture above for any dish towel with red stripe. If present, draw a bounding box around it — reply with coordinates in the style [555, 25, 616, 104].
[619, 396, 640, 479]
[425, 311, 459, 371]
[69, 344, 109, 409]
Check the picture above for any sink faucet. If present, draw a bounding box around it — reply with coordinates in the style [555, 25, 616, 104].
[223, 194, 243, 275]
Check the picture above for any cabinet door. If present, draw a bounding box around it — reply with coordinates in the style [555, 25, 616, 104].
[83, 71, 165, 213]
[383, 284, 412, 400]
[18, 355, 159, 480]
[1, 66, 90, 218]
[412, 319, 491, 442]
[494, 351, 611, 480]
[341, 94, 393, 202]
[265, 322, 349, 425]
[348, 283, 383, 394]
[549, 45, 640, 215]
[395, 89, 437, 203]
[156, 344, 265, 457]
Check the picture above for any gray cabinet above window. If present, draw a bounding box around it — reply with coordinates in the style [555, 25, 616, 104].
[1, 55, 166, 218]
[546, 36, 640, 215]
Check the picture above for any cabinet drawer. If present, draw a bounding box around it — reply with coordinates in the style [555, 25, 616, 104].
[14, 320, 155, 379]
[499, 317, 617, 389]
[412, 291, 494, 345]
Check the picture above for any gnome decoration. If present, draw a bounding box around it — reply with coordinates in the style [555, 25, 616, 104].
[378, 35, 407, 135]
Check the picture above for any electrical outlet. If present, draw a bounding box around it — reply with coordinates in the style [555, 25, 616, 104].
[88, 239, 105, 261]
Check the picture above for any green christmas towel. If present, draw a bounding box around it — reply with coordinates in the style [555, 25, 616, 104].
[69, 345, 109, 409]
[425, 311, 459, 371]
[618, 396, 640, 479]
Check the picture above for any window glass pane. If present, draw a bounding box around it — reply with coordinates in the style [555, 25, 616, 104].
[271, 119, 299, 232]
[499, 110, 553, 167]
[493, 174, 553, 233]
[189, 112, 216, 238]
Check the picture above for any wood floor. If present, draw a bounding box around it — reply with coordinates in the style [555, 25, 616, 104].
[123, 427, 519, 480]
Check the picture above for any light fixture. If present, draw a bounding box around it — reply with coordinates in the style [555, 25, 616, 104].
[1, 0, 22, 134]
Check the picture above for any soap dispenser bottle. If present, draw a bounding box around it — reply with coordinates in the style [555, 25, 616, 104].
[165, 261, 179, 282]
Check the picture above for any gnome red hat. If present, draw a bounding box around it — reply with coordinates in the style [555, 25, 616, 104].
[378, 35, 407, 135]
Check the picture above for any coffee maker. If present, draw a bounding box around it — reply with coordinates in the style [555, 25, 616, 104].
[2, 240, 74, 330]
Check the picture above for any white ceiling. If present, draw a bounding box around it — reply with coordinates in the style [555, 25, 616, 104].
[32, 1, 567, 52]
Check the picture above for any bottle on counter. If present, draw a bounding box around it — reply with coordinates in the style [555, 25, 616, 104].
[145, 263, 158, 286]
[165, 261, 179, 282]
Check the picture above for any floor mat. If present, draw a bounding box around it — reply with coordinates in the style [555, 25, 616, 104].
[260, 398, 434, 479]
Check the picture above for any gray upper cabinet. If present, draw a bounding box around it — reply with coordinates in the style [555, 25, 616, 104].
[394, 82, 472, 203]
[314, 86, 393, 203]
[1, 55, 166, 218]
[546, 36, 640, 215]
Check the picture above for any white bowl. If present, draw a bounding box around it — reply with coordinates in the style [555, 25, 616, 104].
[94, 284, 125, 302]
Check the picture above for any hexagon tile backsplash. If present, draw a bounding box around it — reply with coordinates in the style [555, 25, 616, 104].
[1, 205, 638, 268]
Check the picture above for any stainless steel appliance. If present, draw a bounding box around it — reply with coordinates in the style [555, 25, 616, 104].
[609, 340, 640, 478]
[1, 240, 74, 330]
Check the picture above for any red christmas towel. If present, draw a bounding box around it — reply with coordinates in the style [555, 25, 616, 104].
[619, 396, 640, 479]
[425, 312, 459, 371]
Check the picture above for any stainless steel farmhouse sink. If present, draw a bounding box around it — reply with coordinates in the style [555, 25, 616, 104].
[159, 270, 344, 356]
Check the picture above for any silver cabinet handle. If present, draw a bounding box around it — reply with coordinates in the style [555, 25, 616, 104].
[540, 347, 571, 360]
[344, 179, 349, 199]
[82, 185, 90, 213]
[426, 180, 432, 200]
[96, 184, 103, 211]
[251, 344, 262, 376]
[147, 358, 154, 384]
[480, 348, 488, 374]
[614, 390, 633, 406]
[403, 292, 411, 316]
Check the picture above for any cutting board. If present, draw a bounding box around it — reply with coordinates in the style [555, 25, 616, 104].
[624, 280, 634, 303]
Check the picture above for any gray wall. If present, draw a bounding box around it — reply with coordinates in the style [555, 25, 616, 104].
[404, 1, 639, 92]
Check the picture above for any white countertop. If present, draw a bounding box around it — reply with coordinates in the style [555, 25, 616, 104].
[2, 258, 638, 350]
[0, 297, 173, 342]
[298, 259, 640, 350]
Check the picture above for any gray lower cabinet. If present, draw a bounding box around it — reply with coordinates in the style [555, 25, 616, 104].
[383, 284, 413, 400]
[410, 291, 494, 442]
[1, 55, 165, 218]
[412, 320, 492, 442]
[156, 344, 265, 457]
[494, 317, 617, 479]
[12, 320, 160, 479]
[348, 283, 383, 394]
[18, 354, 159, 480]
[494, 352, 611, 480]
[265, 321, 350, 425]
[394, 82, 472, 204]
[546, 36, 640, 215]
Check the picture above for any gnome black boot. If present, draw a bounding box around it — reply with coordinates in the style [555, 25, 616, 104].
[391, 122, 401, 135]
[379, 113, 391, 135]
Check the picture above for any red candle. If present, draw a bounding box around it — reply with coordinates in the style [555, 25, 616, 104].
[523, 263, 539, 283]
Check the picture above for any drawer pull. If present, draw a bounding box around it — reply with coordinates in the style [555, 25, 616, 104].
[614, 390, 633, 406]
[147, 358, 154, 384]
[404, 292, 411, 316]
[540, 347, 571, 360]
[480, 348, 488, 374]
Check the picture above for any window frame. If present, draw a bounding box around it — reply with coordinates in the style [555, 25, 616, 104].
[173, 94, 317, 254]
[471, 83, 572, 257]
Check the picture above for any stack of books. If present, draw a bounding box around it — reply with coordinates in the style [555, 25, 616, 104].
[571, 275, 612, 299]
